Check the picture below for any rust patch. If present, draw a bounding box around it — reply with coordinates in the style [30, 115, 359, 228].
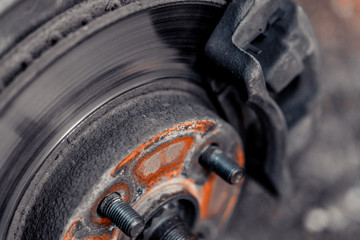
[82, 229, 120, 240]
[110, 151, 142, 175]
[83, 233, 111, 240]
[110, 120, 216, 176]
[64, 216, 121, 240]
[200, 173, 217, 219]
[236, 143, 245, 185]
[218, 145, 245, 224]
[236, 143, 245, 168]
[90, 183, 130, 225]
[221, 192, 239, 224]
[207, 177, 231, 217]
[199, 145, 245, 219]
[134, 137, 193, 187]
[63, 217, 81, 240]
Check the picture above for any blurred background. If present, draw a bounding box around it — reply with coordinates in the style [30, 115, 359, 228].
[227, 0, 360, 239]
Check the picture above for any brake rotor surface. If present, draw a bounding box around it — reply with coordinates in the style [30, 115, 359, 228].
[0, 0, 247, 239]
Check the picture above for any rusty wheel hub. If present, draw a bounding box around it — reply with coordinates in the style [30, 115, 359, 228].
[0, 2, 245, 238]
[58, 81, 245, 239]
[0, 0, 321, 238]
[5, 79, 245, 240]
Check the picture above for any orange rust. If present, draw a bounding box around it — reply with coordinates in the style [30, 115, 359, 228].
[220, 143, 244, 224]
[235, 143, 245, 185]
[199, 173, 217, 219]
[198, 143, 245, 219]
[236, 143, 245, 168]
[63, 217, 81, 240]
[210, 144, 245, 224]
[221, 193, 239, 224]
[145, 168, 183, 193]
[65, 221, 121, 240]
[134, 137, 193, 187]
[64, 121, 219, 239]
[110, 151, 142, 175]
[90, 183, 130, 225]
[83, 232, 111, 240]
[197, 144, 245, 222]
[111, 121, 216, 176]
[191, 121, 216, 133]
[82, 228, 120, 240]
[207, 177, 231, 217]
[81, 227, 120, 240]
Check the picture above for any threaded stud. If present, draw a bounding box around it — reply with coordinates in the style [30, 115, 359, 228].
[161, 217, 197, 240]
[199, 145, 245, 184]
[150, 216, 197, 240]
[98, 192, 145, 238]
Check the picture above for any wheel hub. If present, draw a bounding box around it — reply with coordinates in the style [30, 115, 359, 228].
[9, 80, 244, 240]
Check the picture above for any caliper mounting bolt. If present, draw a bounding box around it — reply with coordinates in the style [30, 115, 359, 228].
[98, 192, 145, 238]
[199, 145, 245, 184]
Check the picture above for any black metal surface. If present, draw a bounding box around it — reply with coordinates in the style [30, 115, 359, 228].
[205, 0, 319, 195]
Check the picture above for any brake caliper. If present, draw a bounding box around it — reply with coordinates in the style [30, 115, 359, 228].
[205, 0, 319, 195]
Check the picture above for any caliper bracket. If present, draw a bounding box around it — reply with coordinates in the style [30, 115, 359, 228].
[205, 0, 318, 195]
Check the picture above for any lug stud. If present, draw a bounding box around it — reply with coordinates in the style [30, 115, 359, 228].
[150, 215, 197, 240]
[98, 192, 145, 238]
[162, 216, 197, 240]
[199, 145, 245, 184]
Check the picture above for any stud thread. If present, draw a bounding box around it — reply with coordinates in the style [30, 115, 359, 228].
[98, 192, 144, 237]
[161, 216, 197, 240]
[200, 145, 245, 184]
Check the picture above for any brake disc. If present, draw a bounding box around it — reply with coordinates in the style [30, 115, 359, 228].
[0, 1, 241, 239]
[0, 0, 319, 239]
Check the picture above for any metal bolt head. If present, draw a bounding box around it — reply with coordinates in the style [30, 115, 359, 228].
[98, 192, 145, 238]
[199, 145, 245, 184]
